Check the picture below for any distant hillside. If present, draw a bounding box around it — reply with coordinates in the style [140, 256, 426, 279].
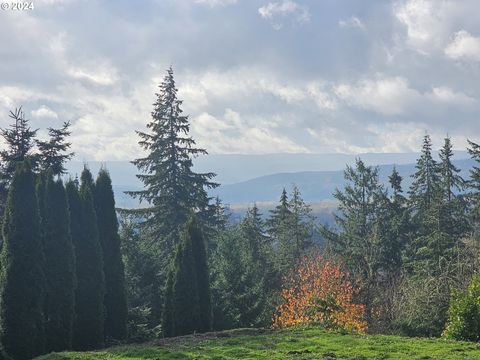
[64, 154, 474, 210]
[211, 159, 475, 204]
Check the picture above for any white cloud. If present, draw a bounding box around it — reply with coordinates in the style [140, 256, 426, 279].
[334, 76, 419, 116]
[427, 86, 476, 105]
[192, 109, 308, 154]
[445, 30, 480, 61]
[258, 1, 310, 30]
[194, 0, 237, 6]
[338, 16, 366, 31]
[31, 105, 58, 119]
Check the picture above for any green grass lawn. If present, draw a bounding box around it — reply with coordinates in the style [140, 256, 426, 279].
[36, 327, 480, 360]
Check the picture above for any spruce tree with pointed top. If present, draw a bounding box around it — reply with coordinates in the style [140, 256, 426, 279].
[127, 67, 218, 265]
[0, 108, 38, 216]
[409, 134, 441, 214]
[0, 161, 46, 360]
[467, 139, 480, 234]
[95, 169, 127, 340]
[36, 121, 74, 176]
[43, 174, 76, 352]
[68, 168, 105, 350]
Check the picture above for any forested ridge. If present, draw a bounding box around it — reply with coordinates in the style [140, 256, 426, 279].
[0, 68, 480, 359]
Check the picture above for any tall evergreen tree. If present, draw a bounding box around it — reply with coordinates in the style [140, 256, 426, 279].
[266, 188, 291, 238]
[467, 140, 480, 234]
[322, 158, 387, 323]
[95, 169, 127, 340]
[0, 108, 38, 216]
[409, 134, 441, 213]
[127, 67, 218, 265]
[288, 186, 315, 257]
[0, 162, 46, 360]
[43, 175, 76, 352]
[67, 169, 105, 350]
[210, 226, 268, 329]
[36, 122, 74, 176]
[438, 137, 469, 239]
[163, 215, 211, 337]
[241, 205, 268, 263]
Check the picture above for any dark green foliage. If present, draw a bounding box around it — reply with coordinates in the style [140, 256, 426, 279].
[444, 275, 480, 341]
[163, 216, 211, 337]
[127, 67, 218, 266]
[67, 169, 105, 350]
[42, 175, 76, 352]
[36, 122, 74, 176]
[94, 169, 127, 341]
[211, 227, 269, 329]
[161, 272, 175, 338]
[119, 214, 163, 337]
[0, 108, 38, 216]
[409, 134, 441, 212]
[467, 140, 480, 234]
[0, 161, 46, 360]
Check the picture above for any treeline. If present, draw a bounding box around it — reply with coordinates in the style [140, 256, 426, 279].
[322, 135, 480, 337]
[0, 109, 127, 359]
[121, 67, 480, 342]
[2, 67, 480, 358]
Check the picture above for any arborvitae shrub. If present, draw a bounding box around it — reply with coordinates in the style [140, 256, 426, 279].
[95, 169, 127, 340]
[43, 175, 76, 352]
[0, 162, 46, 359]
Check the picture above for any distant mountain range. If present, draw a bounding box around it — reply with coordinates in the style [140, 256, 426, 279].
[64, 152, 474, 209]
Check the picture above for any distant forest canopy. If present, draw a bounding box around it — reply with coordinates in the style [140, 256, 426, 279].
[0, 67, 479, 359]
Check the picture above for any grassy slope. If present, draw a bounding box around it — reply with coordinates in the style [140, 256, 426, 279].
[37, 327, 480, 360]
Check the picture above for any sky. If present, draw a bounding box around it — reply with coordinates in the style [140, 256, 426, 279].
[0, 0, 479, 160]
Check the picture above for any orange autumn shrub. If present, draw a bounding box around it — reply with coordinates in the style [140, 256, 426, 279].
[273, 255, 367, 333]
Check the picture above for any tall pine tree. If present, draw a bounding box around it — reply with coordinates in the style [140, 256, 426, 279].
[43, 175, 76, 352]
[127, 67, 218, 264]
[0, 162, 46, 360]
[0, 108, 38, 216]
[468, 140, 480, 234]
[95, 169, 127, 340]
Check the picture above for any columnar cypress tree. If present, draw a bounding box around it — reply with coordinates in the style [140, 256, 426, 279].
[43, 175, 76, 352]
[0, 162, 46, 360]
[189, 216, 211, 333]
[163, 216, 211, 337]
[67, 169, 105, 350]
[95, 169, 127, 340]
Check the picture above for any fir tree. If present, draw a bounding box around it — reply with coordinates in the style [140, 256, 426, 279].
[241, 205, 268, 263]
[68, 169, 105, 350]
[322, 158, 387, 322]
[467, 140, 480, 234]
[288, 186, 315, 257]
[127, 67, 218, 265]
[211, 227, 268, 328]
[0, 108, 38, 216]
[438, 137, 468, 239]
[0, 161, 46, 360]
[409, 134, 441, 213]
[43, 175, 76, 352]
[266, 188, 291, 238]
[95, 169, 127, 340]
[36, 122, 74, 176]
